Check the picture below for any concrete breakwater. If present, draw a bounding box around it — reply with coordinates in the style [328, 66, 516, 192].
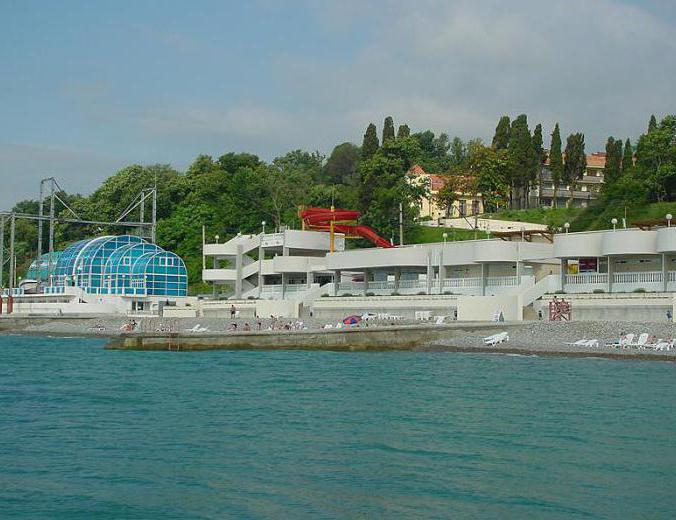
[105, 324, 503, 351]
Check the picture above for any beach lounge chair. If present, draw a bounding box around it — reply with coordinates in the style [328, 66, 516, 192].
[652, 340, 673, 351]
[564, 339, 589, 346]
[434, 315, 446, 325]
[628, 333, 650, 349]
[584, 339, 599, 348]
[185, 324, 209, 333]
[483, 331, 509, 346]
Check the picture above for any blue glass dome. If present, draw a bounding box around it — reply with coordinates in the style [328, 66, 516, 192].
[51, 235, 187, 297]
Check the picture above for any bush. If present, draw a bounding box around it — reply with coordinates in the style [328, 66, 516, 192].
[592, 289, 605, 294]
[555, 290, 566, 294]
[247, 296, 257, 300]
[391, 291, 400, 296]
[443, 291, 453, 295]
[366, 292, 375, 297]
[321, 293, 329, 297]
[633, 288, 647, 293]
[417, 291, 427, 295]
[341, 293, 353, 297]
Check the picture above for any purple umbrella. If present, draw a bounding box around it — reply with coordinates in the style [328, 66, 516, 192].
[343, 315, 362, 325]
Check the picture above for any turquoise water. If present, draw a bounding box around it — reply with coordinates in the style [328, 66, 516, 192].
[1, 336, 675, 519]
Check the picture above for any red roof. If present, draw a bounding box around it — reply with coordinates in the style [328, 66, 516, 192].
[408, 165, 475, 193]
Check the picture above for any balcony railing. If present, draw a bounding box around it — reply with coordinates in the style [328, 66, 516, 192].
[486, 275, 519, 287]
[565, 273, 608, 285]
[613, 271, 662, 284]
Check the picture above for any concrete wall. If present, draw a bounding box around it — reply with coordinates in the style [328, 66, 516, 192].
[311, 295, 457, 320]
[456, 295, 523, 321]
[535, 294, 676, 322]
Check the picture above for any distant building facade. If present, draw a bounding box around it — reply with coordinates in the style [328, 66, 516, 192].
[408, 165, 484, 220]
[538, 152, 606, 208]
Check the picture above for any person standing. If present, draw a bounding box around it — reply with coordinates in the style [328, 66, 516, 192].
[230, 304, 236, 319]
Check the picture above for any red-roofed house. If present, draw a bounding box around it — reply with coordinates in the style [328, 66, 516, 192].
[408, 165, 484, 220]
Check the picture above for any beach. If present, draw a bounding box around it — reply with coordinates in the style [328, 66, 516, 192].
[1, 315, 674, 360]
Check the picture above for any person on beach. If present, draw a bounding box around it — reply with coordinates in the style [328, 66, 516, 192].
[244, 323, 250, 332]
[228, 323, 237, 332]
[230, 305, 236, 319]
[538, 310, 543, 320]
[667, 309, 672, 322]
[256, 320, 262, 330]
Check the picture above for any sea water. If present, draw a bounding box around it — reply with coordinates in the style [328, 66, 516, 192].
[1, 335, 675, 519]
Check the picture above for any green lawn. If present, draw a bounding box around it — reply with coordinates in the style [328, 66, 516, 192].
[570, 201, 676, 231]
[483, 207, 583, 229]
[409, 225, 487, 244]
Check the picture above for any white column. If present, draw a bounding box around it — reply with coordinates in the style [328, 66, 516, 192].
[235, 244, 243, 299]
[481, 263, 487, 296]
[607, 256, 613, 294]
[333, 270, 341, 296]
[662, 253, 668, 292]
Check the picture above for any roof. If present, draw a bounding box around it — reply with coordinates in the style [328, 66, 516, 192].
[544, 151, 606, 169]
[407, 165, 476, 193]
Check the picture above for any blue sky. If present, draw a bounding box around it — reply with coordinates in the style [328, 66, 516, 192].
[1, 0, 675, 208]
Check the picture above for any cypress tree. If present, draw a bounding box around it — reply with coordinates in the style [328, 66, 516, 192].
[622, 138, 633, 172]
[507, 114, 535, 209]
[549, 123, 563, 208]
[532, 124, 544, 205]
[361, 123, 379, 159]
[563, 133, 586, 208]
[604, 137, 622, 182]
[648, 115, 658, 133]
[397, 124, 410, 139]
[492, 116, 511, 150]
[382, 116, 395, 143]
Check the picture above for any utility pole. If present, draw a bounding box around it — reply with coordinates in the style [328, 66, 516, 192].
[48, 178, 55, 284]
[37, 179, 44, 260]
[0, 214, 4, 288]
[399, 202, 404, 246]
[9, 214, 15, 291]
[151, 187, 157, 243]
[139, 189, 145, 238]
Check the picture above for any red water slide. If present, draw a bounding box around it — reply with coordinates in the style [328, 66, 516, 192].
[300, 207, 394, 248]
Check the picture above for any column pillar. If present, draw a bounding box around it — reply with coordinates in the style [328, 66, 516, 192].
[235, 244, 243, 299]
[662, 253, 668, 292]
[481, 263, 487, 296]
[607, 256, 613, 294]
[363, 270, 369, 296]
[333, 270, 341, 296]
[560, 259, 566, 292]
[258, 238, 264, 298]
[438, 250, 446, 295]
[426, 251, 433, 295]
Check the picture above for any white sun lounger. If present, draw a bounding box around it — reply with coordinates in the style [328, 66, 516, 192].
[564, 339, 590, 346]
[628, 333, 650, 349]
[483, 331, 509, 346]
[185, 324, 209, 333]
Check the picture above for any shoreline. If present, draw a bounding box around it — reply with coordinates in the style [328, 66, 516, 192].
[2, 316, 675, 361]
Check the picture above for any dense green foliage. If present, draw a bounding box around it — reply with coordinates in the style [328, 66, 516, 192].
[4, 113, 675, 295]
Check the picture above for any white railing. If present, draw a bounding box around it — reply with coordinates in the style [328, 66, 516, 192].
[669, 271, 676, 282]
[398, 280, 427, 289]
[338, 282, 365, 291]
[486, 275, 519, 287]
[366, 281, 397, 290]
[613, 271, 662, 284]
[565, 273, 608, 285]
[441, 277, 482, 288]
[261, 284, 283, 293]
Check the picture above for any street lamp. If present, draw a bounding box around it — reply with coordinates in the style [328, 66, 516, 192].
[667, 214, 673, 228]
[214, 234, 220, 244]
[564, 222, 570, 234]
[611, 218, 618, 231]
[261, 220, 266, 234]
[442, 232, 448, 244]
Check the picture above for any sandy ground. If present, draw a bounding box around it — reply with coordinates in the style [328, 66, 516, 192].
[3, 316, 675, 360]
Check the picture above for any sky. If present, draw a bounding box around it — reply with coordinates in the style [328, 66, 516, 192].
[1, 0, 675, 209]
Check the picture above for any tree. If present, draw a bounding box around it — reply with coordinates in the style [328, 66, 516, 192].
[622, 138, 633, 173]
[322, 142, 360, 185]
[507, 114, 536, 209]
[648, 114, 658, 133]
[359, 137, 425, 240]
[411, 131, 452, 172]
[635, 115, 676, 201]
[397, 124, 410, 139]
[563, 133, 586, 207]
[450, 137, 466, 167]
[603, 137, 623, 183]
[492, 116, 511, 150]
[549, 123, 563, 208]
[467, 145, 510, 212]
[532, 124, 545, 204]
[186, 154, 217, 176]
[361, 123, 379, 159]
[382, 116, 395, 143]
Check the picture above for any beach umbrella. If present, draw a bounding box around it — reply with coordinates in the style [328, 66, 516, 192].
[343, 315, 362, 325]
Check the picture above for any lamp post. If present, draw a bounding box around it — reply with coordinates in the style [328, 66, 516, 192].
[214, 234, 219, 244]
[261, 220, 266, 234]
[667, 214, 673, 228]
[564, 222, 570, 234]
[442, 232, 448, 244]
[611, 218, 618, 231]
